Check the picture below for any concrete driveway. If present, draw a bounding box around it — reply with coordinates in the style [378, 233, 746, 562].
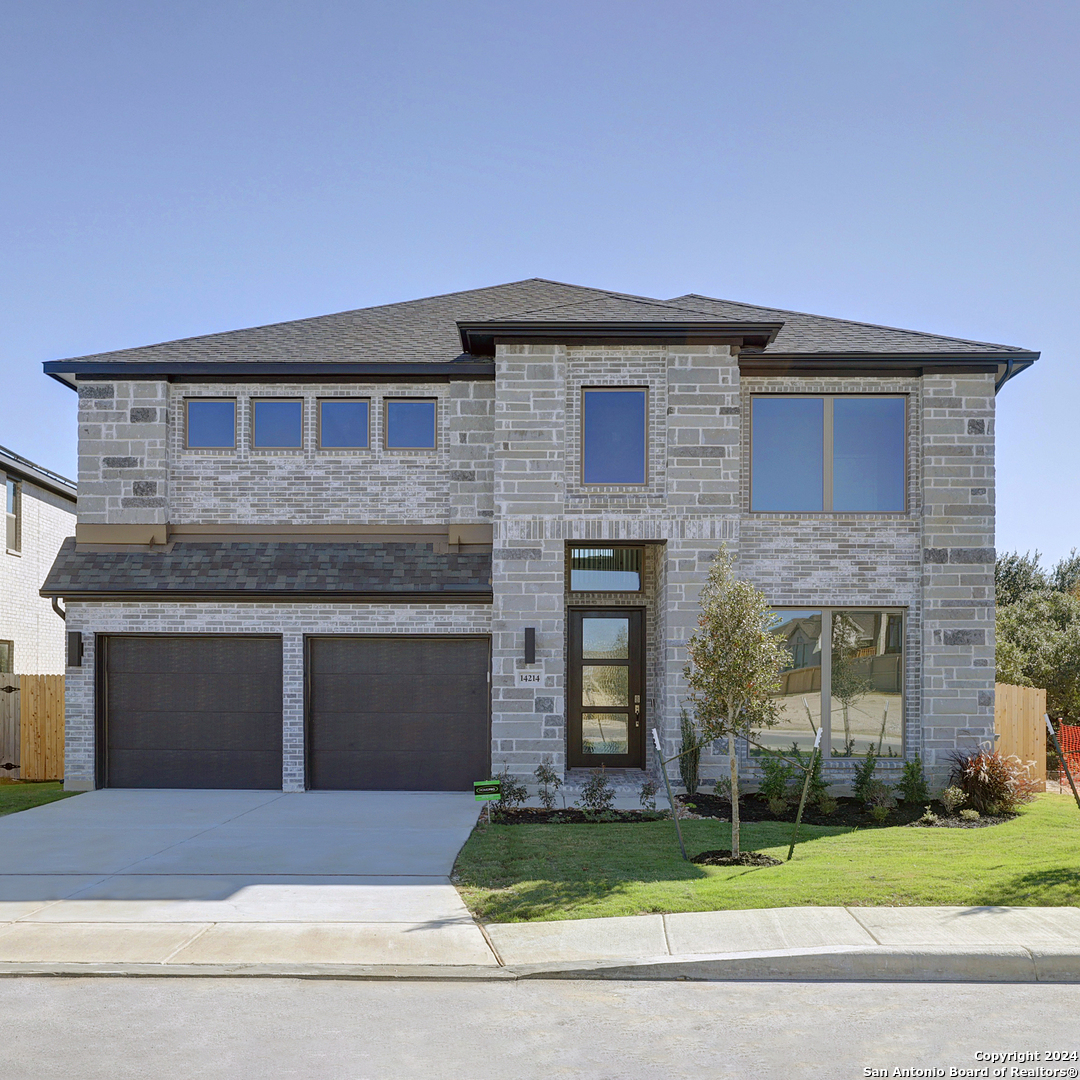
[0, 789, 496, 966]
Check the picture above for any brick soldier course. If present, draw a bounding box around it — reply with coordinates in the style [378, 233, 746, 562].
[38, 279, 1037, 792]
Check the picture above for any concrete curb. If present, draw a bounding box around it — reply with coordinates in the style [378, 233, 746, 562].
[3, 945, 1080, 982]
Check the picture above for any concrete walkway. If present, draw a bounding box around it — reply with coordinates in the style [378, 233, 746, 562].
[4, 793, 1080, 980]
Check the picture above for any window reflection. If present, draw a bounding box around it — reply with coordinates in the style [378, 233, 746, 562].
[761, 610, 822, 754]
[581, 714, 629, 755]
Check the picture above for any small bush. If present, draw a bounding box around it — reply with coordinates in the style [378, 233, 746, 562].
[638, 778, 659, 811]
[960, 808, 981, 822]
[948, 749, 1040, 815]
[492, 766, 528, 810]
[714, 776, 732, 800]
[869, 803, 891, 824]
[853, 749, 879, 803]
[898, 755, 930, 805]
[864, 778, 895, 810]
[534, 763, 563, 811]
[941, 786, 967, 815]
[918, 805, 940, 826]
[816, 795, 838, 816]
[679, 707, 701, 795]
[767, 796, 788, 817]
[785, 743, 829, 806]
[576, 767, 617, 817]
[758, 750, 796, 803]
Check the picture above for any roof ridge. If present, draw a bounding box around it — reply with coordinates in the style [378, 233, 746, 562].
[672, 293, 1026, 352]
[492, 293, 732, 320]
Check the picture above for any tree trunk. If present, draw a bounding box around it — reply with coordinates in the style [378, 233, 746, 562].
[729, 737, 740, 857]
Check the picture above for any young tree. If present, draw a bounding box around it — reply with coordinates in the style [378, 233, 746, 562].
[684, 545, 786, 857]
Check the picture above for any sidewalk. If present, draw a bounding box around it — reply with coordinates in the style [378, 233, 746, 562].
[3, 904, 1080, 981]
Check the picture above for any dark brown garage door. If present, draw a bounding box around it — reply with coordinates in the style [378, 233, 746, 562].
[103, 635, 282, 789]
[307, 636, 490, 791]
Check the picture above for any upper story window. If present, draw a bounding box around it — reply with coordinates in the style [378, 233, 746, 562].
[252, 399, 303, 449]
[582, 388, 647, 485]
[750, 395, 906, 512]
[5, 478, 20, 552]
[385, 399, 436, 450]
[569, 547, 643, 592]
[319, 399, 370, 449]
[186, 399, 236, 449]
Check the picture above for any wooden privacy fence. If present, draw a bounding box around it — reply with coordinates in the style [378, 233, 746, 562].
[0, 675, 65, 781]
[995, 681, 1047, 791]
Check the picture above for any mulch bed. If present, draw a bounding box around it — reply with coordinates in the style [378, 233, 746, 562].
[680, 791, 1016, 829]
[489, 808, 665, 825]
[691, 850, 782, 867]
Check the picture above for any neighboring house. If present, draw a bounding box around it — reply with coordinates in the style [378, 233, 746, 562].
[38, 280, 1038, 792]
[0, 445, 77, 674]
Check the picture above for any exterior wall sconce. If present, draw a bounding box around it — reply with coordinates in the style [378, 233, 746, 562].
[524, 627, 536, 665]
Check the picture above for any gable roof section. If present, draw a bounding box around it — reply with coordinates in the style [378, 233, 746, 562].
[0, 444, 77, 502]
[43, 278, 1038, 386]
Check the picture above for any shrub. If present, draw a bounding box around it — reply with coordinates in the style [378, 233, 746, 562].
[948, 749, 1040, 815]
[785, 743, 829, 807]
[869, 803, 890, 824]
[941, 786, 967, 815]
[492, 766, 528, 810]
[534, 763, 563, 811]
[767, 796, 788, 817]
[816, 795, 838, 816]
[679, 707, 701, 795]
[714, 776, 732, 801]
[918, 805, 940, 826]
[576, 767, 617, 817]
[898, 755, 930, 805]
[960, 808, 981, 822]
[852, 749, 879, 803]
[757, 749, 795, 804]
[638, 778, 659, 811]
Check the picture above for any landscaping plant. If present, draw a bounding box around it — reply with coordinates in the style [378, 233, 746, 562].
[898, 755, 930, 805]
[948, 749, 1040, 815]
[852, 748, 878, 803]
[534, 762, 564, 810]
[638, 778, 660, 811]
[576, 767, 617, 818]
[941, 786, 967, 816]
[678, 707, 701, 795]
[786, 742, 830, 808]
[757, 749, 795, 816]
[492, 765, 528, 811]
[684, 544, 785, 857]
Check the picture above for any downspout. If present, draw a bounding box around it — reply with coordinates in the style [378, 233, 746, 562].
[51, 597, 65, 621]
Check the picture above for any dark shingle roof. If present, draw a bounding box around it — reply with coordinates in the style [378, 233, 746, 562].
[42, 539, 492, 599]
[45, 278, 1035, 374]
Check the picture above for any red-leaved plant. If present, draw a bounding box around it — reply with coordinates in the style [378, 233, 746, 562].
[947, 749, 1040, 815]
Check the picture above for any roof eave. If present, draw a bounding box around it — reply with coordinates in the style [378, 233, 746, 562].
[40, 588, 493, 603]
[739, 351, 1039, 378]
[457, 320, 784, 355]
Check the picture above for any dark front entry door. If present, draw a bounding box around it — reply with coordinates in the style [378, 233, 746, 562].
[568, 609, 645, 769]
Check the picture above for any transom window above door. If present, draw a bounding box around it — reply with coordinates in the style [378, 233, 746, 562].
[582, 388, 647, 485]
[750, 395, 906, 512]
[569, 547, 643, 592]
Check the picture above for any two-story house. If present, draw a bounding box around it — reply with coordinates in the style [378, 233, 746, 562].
[39, 280, 1037, 792]
[1, 444, 77, 675]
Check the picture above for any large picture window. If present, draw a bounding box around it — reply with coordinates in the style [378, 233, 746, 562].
[751, 395, 906, 512]
[582, 388, 647, 485]
[764, 607, 904, 758]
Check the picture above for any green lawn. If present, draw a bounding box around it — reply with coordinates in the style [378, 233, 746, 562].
[0, 781, 80, 818]
[453, 793, 1080, 923]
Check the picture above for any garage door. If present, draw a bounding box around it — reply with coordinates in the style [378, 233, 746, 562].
[104, 635, 282, 789]
[307, 636, 490, 791]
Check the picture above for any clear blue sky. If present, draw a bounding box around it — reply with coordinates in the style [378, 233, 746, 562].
[2, 1, 1076, 565]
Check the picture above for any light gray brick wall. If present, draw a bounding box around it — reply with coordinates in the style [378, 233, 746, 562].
[62, 601, 492, 791]
[0, 480, 75, 673]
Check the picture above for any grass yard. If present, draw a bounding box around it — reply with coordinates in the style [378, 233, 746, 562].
[0, 780, 80, 818]
[453, 793, 1080, 923]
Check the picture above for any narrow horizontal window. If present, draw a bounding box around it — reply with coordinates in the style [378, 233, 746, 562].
[319, 399, 370, 449]
[582, 388, 647, 485]
[569, 547, 643, 592]
[386, 399, 436, 449]
[253, 399, 303, 449]
[186, 399, 235, 449]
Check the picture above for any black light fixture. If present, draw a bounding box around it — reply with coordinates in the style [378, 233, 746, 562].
[67, 631, 83, 667]
[523, 627, 536, 665]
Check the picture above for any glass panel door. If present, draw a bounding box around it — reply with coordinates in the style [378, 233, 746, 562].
[568, 609, 645, 768]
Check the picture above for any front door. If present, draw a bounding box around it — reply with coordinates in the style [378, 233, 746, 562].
[568, 608, 645, 769]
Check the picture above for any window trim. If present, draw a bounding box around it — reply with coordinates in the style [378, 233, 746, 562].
[317, 397, 371, 451]
[566, 544, 645, 594]
[184, 397, 237, 451]
[251, 397, 305, 451]
[749, 393, 908, 514]
[5, 477, 21, 554]
[384, 397, 438, 451]
[580, 386, 649, 488]
[768, 605, 907, 759]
